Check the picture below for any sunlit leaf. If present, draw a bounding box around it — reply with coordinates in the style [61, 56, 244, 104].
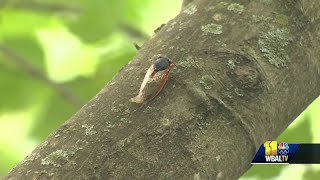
[0, 109, 40, 176]
[36, 23, 100, 82]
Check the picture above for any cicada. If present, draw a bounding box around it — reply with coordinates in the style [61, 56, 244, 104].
[130, 56, 175, 103]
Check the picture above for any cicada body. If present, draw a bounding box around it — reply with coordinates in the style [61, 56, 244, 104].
[130, 56, 174, 103]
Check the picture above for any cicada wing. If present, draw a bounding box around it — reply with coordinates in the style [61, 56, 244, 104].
[144, 69, 170, 101]
[130, 62, 174, 103]
[130, 94, 145, 103]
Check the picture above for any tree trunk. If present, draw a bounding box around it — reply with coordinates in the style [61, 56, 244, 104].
[4, 0, 320, 179]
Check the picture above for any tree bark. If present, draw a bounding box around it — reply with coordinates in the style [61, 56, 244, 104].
[4, 0, 320, 179]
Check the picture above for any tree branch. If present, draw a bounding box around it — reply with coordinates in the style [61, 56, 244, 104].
[0, 44, 83, 108]
[4, 0, 320, 179]
[181, 0, 194, 10]
[119, 23, 150, 41]
[1, 0, 82, 15]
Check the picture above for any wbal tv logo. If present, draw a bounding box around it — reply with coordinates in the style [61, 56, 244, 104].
[264, 141, 289, 163]
[252, 141, 314, 164]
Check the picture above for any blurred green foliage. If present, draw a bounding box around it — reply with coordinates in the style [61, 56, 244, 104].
[0, 0, 319, 178]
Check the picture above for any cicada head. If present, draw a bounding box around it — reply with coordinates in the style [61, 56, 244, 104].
[153, 56, 174, 72]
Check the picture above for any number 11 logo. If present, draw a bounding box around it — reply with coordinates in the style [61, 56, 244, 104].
[264, 141, 277, 156]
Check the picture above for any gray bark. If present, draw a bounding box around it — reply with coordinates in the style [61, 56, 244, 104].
[4, 0, 320, 179]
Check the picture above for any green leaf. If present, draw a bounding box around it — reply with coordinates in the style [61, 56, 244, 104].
[36, 23, 101, 83]
[0, 37, 49, 112]
[0, 8, 57, 40]
[66, 0, 120, 42]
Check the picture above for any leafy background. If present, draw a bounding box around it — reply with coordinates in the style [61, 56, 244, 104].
[0, 0, 319, 179]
